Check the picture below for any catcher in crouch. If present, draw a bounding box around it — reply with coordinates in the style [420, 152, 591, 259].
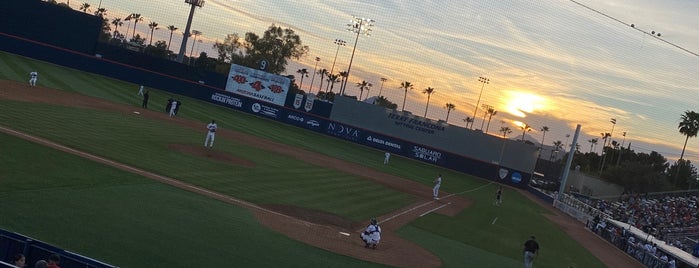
[360, 218, 381, 249]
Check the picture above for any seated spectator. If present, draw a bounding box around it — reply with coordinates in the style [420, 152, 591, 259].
[12, 253, 26, 268]
[34, 260, 47, 268]
[46, 254, 60, 268]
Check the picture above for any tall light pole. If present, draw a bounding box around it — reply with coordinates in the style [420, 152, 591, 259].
[329, 39, 346, 76]
[177, 0, 204, 63]
[471, 76, 489, 130]
[308, 57, 320, 94]
[341, 16, 374, 95]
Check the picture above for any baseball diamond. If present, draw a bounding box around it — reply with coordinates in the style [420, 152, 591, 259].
[0, 77, 640, 267]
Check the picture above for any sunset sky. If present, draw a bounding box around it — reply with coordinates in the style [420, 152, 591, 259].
[69, 0, 699, 164]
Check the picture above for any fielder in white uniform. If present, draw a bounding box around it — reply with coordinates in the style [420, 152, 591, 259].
[137, 85, 144, 96]
[204, 120, 218, 148]
[384, 152, 390, 164]
[29, 71, 38, 87]
[433, 174, 442, 199]
[169, 100, 178, 117]
[360, 218, 381, 249]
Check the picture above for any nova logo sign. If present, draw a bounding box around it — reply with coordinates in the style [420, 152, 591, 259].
[326, 123, 360, 141]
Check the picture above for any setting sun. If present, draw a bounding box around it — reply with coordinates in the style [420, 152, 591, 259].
[505, 91, 547, 118]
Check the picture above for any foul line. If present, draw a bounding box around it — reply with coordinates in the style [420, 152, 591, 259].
[419, 202, 451, 217]
[376, 181, 494, 226]
[0, 125, 293, 220]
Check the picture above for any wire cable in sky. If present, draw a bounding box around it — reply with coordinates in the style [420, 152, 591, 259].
[569, 0, 699, 58]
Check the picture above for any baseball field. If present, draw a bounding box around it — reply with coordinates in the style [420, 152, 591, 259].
[0, 51, 633, 267]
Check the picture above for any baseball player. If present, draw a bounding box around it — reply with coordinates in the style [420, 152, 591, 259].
[383, 152, 390, 164]
[137, 84, 144, 96]
[169, 100, 178, 117]
[29, 71, 38, 87]
[360, 218, 381, 249]
[204, 120, 218, 148]
[433, 174, 442, 199]
[495, 186, 503, 206]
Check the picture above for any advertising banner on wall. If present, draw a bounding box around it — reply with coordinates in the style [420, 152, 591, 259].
[225, 63, 290, 106]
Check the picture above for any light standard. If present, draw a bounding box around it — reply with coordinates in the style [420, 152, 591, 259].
[177, 0, 205, 63]
[471, 76, 489, 130]
[329, 39, 346, 76]
[341, 16, 374, 95]
[308, 57, 320, 94]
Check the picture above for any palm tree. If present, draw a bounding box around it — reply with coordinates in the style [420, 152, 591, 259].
[550, 140, 563, 161]
[500, 126, 512, 138]
[79, 2, 90, 13]
[188, 30, 202, 58]
[130, 14, 143, 39]
[422, 87, 435, 117]
[111, 18, 123, 38]
[296, 69, 309, 89]
[147, 21, 159, 46]
[356, 80, 372, 100]
[444, 103, 456, 122]
[520, 123, 532, 141]
[540, 126, 549, 152]
[317, 69, 327, 92]
[94, 7, 107, 17]
[166, 25, 178, 51]
[463, 117, 474, 129]
[338, 71, 349, 94]
[601, 132, 611, 149]
[484, 106, 498, 133]
[400, 81, 413, 111]
[378, 77, 387, 97]
[587, 138, 598, 153]
[678, 111, 699, 162]
[676, 110, 699, 186]
[123, 14, 133, 39]
[327, 74, 341, 93]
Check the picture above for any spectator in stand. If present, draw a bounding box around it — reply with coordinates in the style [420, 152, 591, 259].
[34, 260, 47, 268]
[12, 253, 26, 268]
[46, 254, 60, 268]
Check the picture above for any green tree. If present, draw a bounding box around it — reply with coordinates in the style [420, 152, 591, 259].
[296, 68, 309, 89]
[444, 103, 456, 122]
[422, 87, 435, 117]
[213, 24, 309, 74]
[166, 25, 178, 51]
[356, 80, 372, 100]
[327, 73, 340, 93]
[500, 126, 512, 138]
[484, 106, 498, 134]
[520, 123, 532, 141]
[148, 21, 159, 46]
[316, 69, 327, 93]
[144, 40, 169, 58]
[338, 71, 349, 95]
[79, 2, 90, 13]
[400, 81, 413, 111]
[463, 117, 474, 129]
[111, 18, 123, 38]
[375, 96, 398, 110]
[588, 138, 598, 153]
[540, 126, 549, 153]
[130, 14, 143, 39]
[675, 110, 699, 186]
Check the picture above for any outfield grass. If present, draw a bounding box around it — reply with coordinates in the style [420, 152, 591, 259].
[0, 132, 385, 267]
[0, 51, 606, 267]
